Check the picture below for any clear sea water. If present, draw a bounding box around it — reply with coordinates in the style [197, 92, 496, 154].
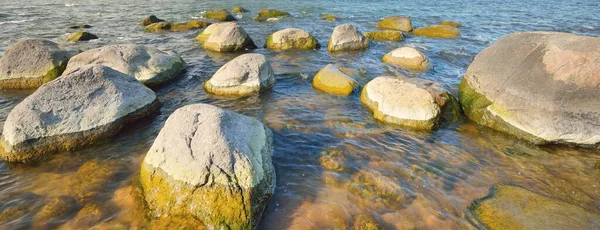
[0, 0, 599, 229]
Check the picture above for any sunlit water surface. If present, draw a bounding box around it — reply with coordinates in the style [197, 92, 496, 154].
[0, 0, 599, 229]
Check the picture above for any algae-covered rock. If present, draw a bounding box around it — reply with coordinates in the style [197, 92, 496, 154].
[312, 64, 359, 96]
[232, 7, 249, 14]
[265, 28, 320, 50]
[203, 9, 236, 21]
[140, 103, 275, 230]
[144, 20, 210, 33]
[289, 201, 350, 230]
[328, 24, 369, 52]
[321, 14, 337, 21]
[202, 22, 257, 52]
[0, 65, 159, 163]
[69, 24, 92, 29]
[412, 25, 460, 39]
[0, 39, 78, 89]
[65, 202, 105, 228]
[32, 196, 78, 229]
[382, 46, 429, 72]
[195, 22, 232, 41]
[440, 20, 461, 28]
[364, 30, 404, 42]
[472, 185, 600, 230]
[255, 9, 290, 22]
[319, 148, 347, 172]
[64, 44, 185, 87]
[69, 159, 122, 203]
[460, 32, 600, 145]
[377, 16, 412, 32]
[354, 214, 380, 230]
[347, 169, 416, 210]
[205, 53, 275, 96]
[140, 15, 164, 26]
[67, 31, 98, 42]
[361, 76, 457, 130]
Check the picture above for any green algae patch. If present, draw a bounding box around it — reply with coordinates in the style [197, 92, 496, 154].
[319, 148, 347, 172]
[67, 31, 98, 42]
[321, 14, 338, 21]
[232, 7, 249, 14]
[364, 30, 404, 42]
[0, 59, 67, 90]
[255, 9, 290, 22]
[354, 214, 380, 230]
[440, 20, 461, 28]
[144, 20, 211, 33]
[412, 25, 460, 39]
[203, 9, 235, 21]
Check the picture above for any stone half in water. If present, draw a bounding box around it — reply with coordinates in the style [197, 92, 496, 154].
[66, 31, 98, 42]
[254, 9, 290, 22]
[202, 22, 257, 52]
[327, 24, 369, 52]
[312, 64, 360, 96]
[265, 28, 320, 51]
[204, 53, 275, 97]
[412, 25, 460, 39]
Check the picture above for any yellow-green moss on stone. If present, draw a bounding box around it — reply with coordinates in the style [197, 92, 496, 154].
[140, 15, 164, 26]
[353, 214, 380, 230]
[412, 25, 460, 39]
[319, 148, 347, 171]
[203, 9, 235, 21]
[364, 30, 404, 42]
[265, 28, 320, 51]
[376, 16, 412, 32]
[232, 7, 249, 14]
[321, 14, 338, 21]
[312, 64, 359, 96]
[440, 20, 461, 28]
[144, 20, 211, 33]
[255, 9, 290, 22]
[67, 31, 98, 42]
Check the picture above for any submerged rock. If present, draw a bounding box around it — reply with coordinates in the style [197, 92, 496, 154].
[66, 202, 105, 228]
[232, 7, 249, 14]
[140, 15, 164, 26]
[0, 39, 78, 89]
[205, 53, 275, 96]
[321, 13, 337, 21]
[328, 24, 369, 52]
[347, 169, 416, 210]
[312, 64, 359, 96]
[412, 25, 460, 39]
[144, 20, 210, 33]
[289, 201, 350, 230]
[0, 193, 44, 228]
[265, 28, 320, 50]
[67, 31, 98, 42]
[361, 76, 457, 130]
[195, 22, 232, 41]
[202, 22, 257, 52]
[319, 148, 347, 172]
[377, 16, 412, 32]
[140, 103, 275, 230]
[0, 65, 159, 162]
[64, 44, 185, 87]
[473, 185, 600, 230]
[364, 30, 404, 42]
[440, 20, 461, 28]
[460, 32, 600, 145]
[203, 9, 236, 21]
[69, 159, 123, 203]
[32, 196, 78, 229]
[382, 46, 429, 72]
[69, 24, 92, 29]
[354, 214, 380, 230]
[255, 9, 290, 22]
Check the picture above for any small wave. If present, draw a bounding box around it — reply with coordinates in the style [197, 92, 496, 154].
[65, 3, 77, 7]
[266, 17, 280, 22]
[0, 19, 31, 25]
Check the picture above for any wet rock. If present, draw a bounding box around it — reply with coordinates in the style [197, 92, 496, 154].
[0, 65, 158, 162]
[361, 76, 457, 130]
[69, 159, 122, 203]
[203, 9, 236, 21]
[255, 9, 290, 22]
[265, 28, 320, 51]
[354, 214, 380, 230]
[347, 169, 416, 210]
[140, 15, 164, 26]
[64, 44, 185, 87]
[0, 193, 43, 228]
[232, 7, 249, 14]
[69, 24, 92, 29]
[321, 13, 337, 21]
[66, 31, 98, 42]
[0, 39, 78, 89]
[319, 148, 347, 172]
[382, 46, 429, 72]
[440, 20, 461, 28]
[32, 196, 78, 229]
[364, 30, 404, 42]
[205, 53, 275, 96]
[473, 185, 600, 230]
[460, 32, 600, 145]
[63, 202, 104, 228]
[412, 25, 460, 39]
[202, 22, 257, 52]
[377, 16, 412, 32]
[144, 20, 210, 33]
[328, 24, 369, 52]
[195, 22, 232, 42]
[140, 103, 275, 230]
[312, 64, 359, 96]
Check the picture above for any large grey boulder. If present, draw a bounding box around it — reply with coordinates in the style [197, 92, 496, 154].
[205, 53, 275, 96]
[327, 24, 369, 52]
[202, 23, 257, 52]
[63, 44, 185, 87]
[195, 22, 234, 41]
[140, 103, 275, 230]
[0, 65, 159, 162]
[0, 39, 78, 89]
[460, 32, 600, 145]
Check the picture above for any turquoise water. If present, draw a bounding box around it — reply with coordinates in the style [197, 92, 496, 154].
[0, 0, 599, 229]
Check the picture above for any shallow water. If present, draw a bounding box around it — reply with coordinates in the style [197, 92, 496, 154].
[0, 0, 599, 229]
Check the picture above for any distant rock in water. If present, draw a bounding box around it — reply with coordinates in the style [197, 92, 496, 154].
[0, 39, 78, 89]
[144, 20, 210, 33]
[231, 6, 249, 14]
[312, 64, 359, 96]
[69, 24, 92, 29]
[195, 22, 233, 41]
[472, 185, 600, 229]
[205, 53, 275, 96]
[382, 46, 429, 72]
[203, 9, 236, 21]
[440, 20, 461, 28]
[265, 28, 320, 50]
[364, 30, 404, 42]
[67, 31, 98, 42]
[254, 9, 290, 22]
[202, 22, 257, 52]
[0, 65, 159, 163]
[140, 103, 275, 230]
[63, 44, 185, 87]
[140, 15, 165, 26]
[362, 76, 457, 130]
[327, 24, 369, 52]
[321, 13, 337, 21]
[377, 16, 412, 32]
[412, 25, 460, 39]
[460, 32, 600, 145]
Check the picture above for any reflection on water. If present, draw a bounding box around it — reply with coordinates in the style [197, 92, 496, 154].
[0, 0, 599, 228]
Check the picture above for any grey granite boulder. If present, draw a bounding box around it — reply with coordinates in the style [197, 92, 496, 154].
[327, 24, 369, 52]
[202, 23, 257, 52]
[205, 53, 275, 96]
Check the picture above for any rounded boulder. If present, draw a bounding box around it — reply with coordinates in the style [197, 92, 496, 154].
[265, 28, 320, 51]
[327, 24, 369, 52]
[376, 16, 412, 32]
[382, 46, 429, 72]
[312, 64, 359, 96]
[205, 53, 275, 96]
[412, 25, 460, 39]
[202, 23, 257, 52]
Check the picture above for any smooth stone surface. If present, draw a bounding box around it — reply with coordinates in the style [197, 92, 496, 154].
[377, 16, 412, 32]
[0, 39, 78, 89]
[205, 53, 275, 96]
[203, 9, 235, 21]
[67, 31, 98, 42]
[382, 46, 429, 72]
[140, 15, 164, 26]
[144, 20, 210, 33]
[364, 30, 404, 42]
[63, 44, 185, 87]
[265, 28, 320, 50]
[202, 23, 257, 52]
[195, 22, 233, 41]
[255, 9, 290, 22]
[312, 64, 359, 96]
[0, 65, 158, 163]
[460, 31, 600, 145]
[412, 25, 460, 38]
[440, 20, 461, 27]
[140, 103, 275, 230]
[361, 76, 456, 130]
[327, 24, 369, 52]
[473, 185, 600, 230]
